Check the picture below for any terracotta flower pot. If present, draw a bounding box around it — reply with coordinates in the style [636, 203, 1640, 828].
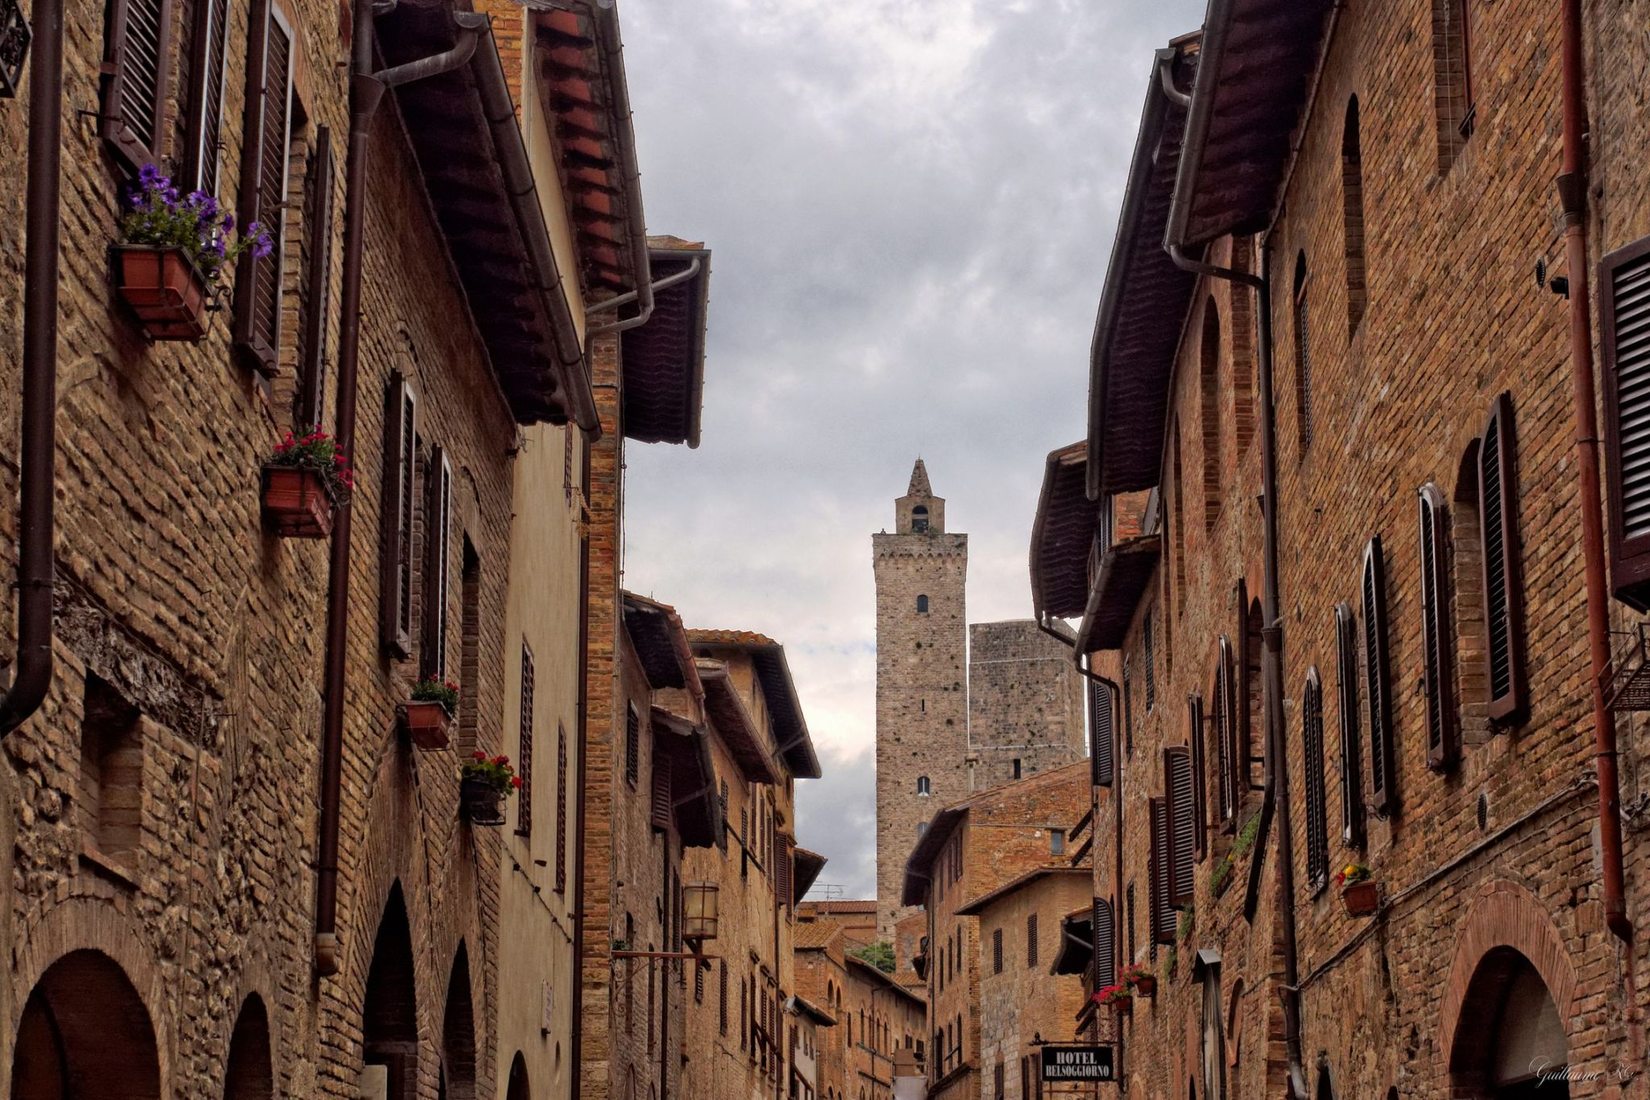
[1108, 998, 1132, 1018]
[1341, 879, 1380, 917]
[1129, 974, 1157, 998]
[399, 700, 453, 751]
[261, 466, 335, 539]
[461, 777, 506, 827]
[114, 246, 210, 341]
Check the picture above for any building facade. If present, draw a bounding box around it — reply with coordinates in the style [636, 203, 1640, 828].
[966, 621, 1086, 793]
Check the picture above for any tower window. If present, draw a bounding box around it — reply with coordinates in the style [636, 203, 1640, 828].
[917, 776, 931, 796]
[912, 506, 929, 533]
[1012, 759, 1022, 780]
[1049, 829, 1065, 855]
[916, 594, 929, 613]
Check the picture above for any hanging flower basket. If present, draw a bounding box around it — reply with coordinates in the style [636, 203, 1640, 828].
[113, 245, 210, 341]
[1121, 964, 1156, 998]
[399, 678, 458, 751]
[260, 430, 352, 539]
[460, 752, 521, 827]
[1335, 863, 1378, 917]
[112, 164, 270, 342]
[1094, 984, 1133, 1017]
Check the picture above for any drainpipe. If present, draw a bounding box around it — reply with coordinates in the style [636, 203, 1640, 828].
[1164, 229, 1305, 1097]
[570, 430, 593, 1100]
[0, 0, 64, 738]
[313, 4, 485, 976]
[1558, 0, 1631, 952]
[584, 1, 654, 338]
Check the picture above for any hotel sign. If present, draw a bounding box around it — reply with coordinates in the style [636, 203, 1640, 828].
[1041, 1045, 1115, 1083]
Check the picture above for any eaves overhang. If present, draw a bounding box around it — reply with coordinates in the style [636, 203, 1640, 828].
[1030, 441, 1098, 621]
[1073, 534, 1162, 654]
[622, 239, 711, 447]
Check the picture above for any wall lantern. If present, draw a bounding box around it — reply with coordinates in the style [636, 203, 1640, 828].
[683, 882, 720, 940]
[0, 0, 30, 99]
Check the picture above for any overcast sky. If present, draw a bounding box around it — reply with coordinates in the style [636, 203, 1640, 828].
[617, 0, 1207, 905]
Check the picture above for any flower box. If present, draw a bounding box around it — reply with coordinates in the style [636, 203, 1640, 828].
[1341, 879, 1380, 917]
[460, 776, 506, 826]
[399, 700, 453, 751]
[113, 245, 209, 341]
[1110, 997, 1132, 1018]
[1129, 973, 1157, 998]
[261, 466, 334, 539]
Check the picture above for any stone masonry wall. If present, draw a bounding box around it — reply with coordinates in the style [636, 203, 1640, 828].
[967, 620, 1087, 793]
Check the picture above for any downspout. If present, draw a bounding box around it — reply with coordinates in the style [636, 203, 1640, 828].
[313, 4, 484, 976]
[1165, 196, 1306, 1100]
[585, 2, 654, 338]
[570, 432, 592, 1100]
[0, 0, 64, 738]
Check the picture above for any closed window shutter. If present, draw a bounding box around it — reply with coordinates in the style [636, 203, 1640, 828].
[1478, 393, 1527, 721]
[777, 837, 792, 907]
[1090, 678, 1114, 787]
[626, 706, 640, 786]
[1234, 578, 1253, 800]
[1027, 913, 1038, 968]
[555, 725, 568, 893]
[421, 448, 452, 679]
[378, 375, 416, 657]
[517, 643, 534, 837]
[1215, 635, 1236, 831]
[1186, 693, 1207, 858]
[650, 749, 672, 832]
[1334, 602, 1365, 848]
[1143, 615, 1156, 709]
[1148, 797, 1175, 945]
[1362, 537, 1397, 816]
[1092, 897, 1114, 989]
[233, 3, 294, 374]
[179, 0, 230, 192]
[297, 128, 335, 428]
[1601, 238, 1650, 609]
[1302, 670, 1328, 891]
[100, 0, 176, 172]
[1418, 484, 1459, 768]
[1164, 748, 1195, 909]
[992, 928, 1002, 974]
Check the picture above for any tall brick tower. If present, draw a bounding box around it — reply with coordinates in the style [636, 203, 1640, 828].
[873, 459, 969, 941]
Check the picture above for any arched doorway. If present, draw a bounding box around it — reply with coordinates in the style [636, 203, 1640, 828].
[439, 944, 476, 1100]
[1449, 947, 1569, 1098]
[364, 884, 419, 1100]
[223, 994, 274, 1098]
[506, 1053, 530, 1100]
[10, 949, 161, 1099]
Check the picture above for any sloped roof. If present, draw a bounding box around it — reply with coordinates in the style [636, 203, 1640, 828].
[954, 865, 1091, 917]
[1074, 534, 1162, 654]
[622, 238, 711, 447]
[697, 661, 777, 786]
[1030, 441, 1098, 620]
[794, 921, 845, 951]
[792, 847, 828, 905]
[687, 630, 821, 779]
[622, 592, 701, 692]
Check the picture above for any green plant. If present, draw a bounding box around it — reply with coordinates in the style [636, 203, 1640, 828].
[463, 752, 521, 796]
[1094, 983, 1132, 1006]
[849, 941, 896, 974]
[1120, 962, 1152, 989]
[1209, 855, 1235, 894]
[412, 676, 460, 714]
[1232, 813, 1262, 858]
[1177, 908, 1195, 943]
[267, 430, 354, 501]
[119, 164, 270, 286]
[1164, 945, 1177, 976]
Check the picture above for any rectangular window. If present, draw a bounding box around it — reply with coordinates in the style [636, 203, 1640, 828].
[179, 0, 231, 193]
[1602, 238, 1650, 610]
[378, 373, 417, 658]
[555, 725, 568, 892]
[295, 128, 335, 429]
[1091, 679, 1115, 787]
[1363, 537, 1397, 816]
[1026, 913, 1038, 968]
[1093, 896, 1115, 989]
[625, 704, 640, 787]
[1148, 797, 1176, 946]
[80, 674, 144, 862]
[1478, 393, 1526, 722]
[1049, 829, 1064, 856]
[1163, 747, 1195, 909]
[1418, 484, 1459, 768]
[458, 540, 480, 749]
[992, 928, 1002, 974]
[99, 0, 176, 172]
[232, 2, 295, 374]
[422, 447, 452, 679]
[1303, 672, 1329, 893]
[1143, 614, 1156, 710]
[719, 961, 729, 1035]
[1187, 693, 1208, 858]
[1335, 603, 1366, 848]
[517, 642, 534, 837]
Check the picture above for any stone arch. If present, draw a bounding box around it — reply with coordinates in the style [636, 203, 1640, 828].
[10, 949, 161, 1099]
[223, 993, 275, 1099]
[506, 1052, 529, 1100]
[440, 942, 477, 1099]
[1439, 879, 1577, 1090]
[364, 882, 421, 1100]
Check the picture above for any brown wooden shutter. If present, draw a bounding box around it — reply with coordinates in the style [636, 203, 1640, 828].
[1148, 797, 1175, 945]
[1417, 483, 1459, 768]
[1027, 913, 1039, 968]
[421, 448, 452, 679]
[777, 836, 792, 907]
[992, 928, 1002, 974]
[1143, 613, 1156, 709]
[1334, 602, 1365, 848]
[1092, 896, 1114, 989]
[1478, 393, 1527, 722]
[1215, 634, 1236, 831]
[1301, 669, 1328, 891]
[1234, 578, 1254, 799]
[1362, 537, 1397, 816]
[179, 0, 230, 192]
[626, 705, 640, 786]
[1164, 747, 1195, 909]
[232, 3, 294, 374]
[297, 128, 335, 428]
[378, 374, 416, 657]
[1090, 678, 1114, 787]
[1186, 693, 1207, 858]
[650, 749, 672, 832]
[1601, 237, 1650, 609]
[99, 0, 176, 172]
[517, 642, 534, 837]
[555, 725, 568, 893]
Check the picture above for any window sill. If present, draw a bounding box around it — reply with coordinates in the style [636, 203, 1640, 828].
[80, 844, 139, 891]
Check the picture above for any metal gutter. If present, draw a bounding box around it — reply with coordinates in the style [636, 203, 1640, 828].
[585, 0, 654, 338]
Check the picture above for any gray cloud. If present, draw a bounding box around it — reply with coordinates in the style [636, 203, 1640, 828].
[617, 0, 1207, 902]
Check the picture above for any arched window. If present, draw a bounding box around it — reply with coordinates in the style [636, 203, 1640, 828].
[1200, 301, 1222, 530]
[1477, 394, 1527, 721]
[1418, 483, 1459, 770]
[1342, 97, 1367, 337]
[917, 776, 931, 797]
[1362, 538, 1396, 817]
[1171, 422, 1187, 602]
[1213, 636, 1236, 831]
[1294, 253, 1314, 455]
[1317, 1064, 1335, 1099]
[1302, 669, 1329, 893]
[1334, 603, 1365, 848]
[224, 994, 275, 1099]
[916, 594, 929, 614]
[1432, 0, 1475, 169]
[1449, 949, 1568, 1096]
[912, 505, 929, 533]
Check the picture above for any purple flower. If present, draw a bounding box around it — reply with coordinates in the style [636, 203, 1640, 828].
[138, 163, 162, 187]
[221, 214, 235, 233]
[253, 233, 274, 260]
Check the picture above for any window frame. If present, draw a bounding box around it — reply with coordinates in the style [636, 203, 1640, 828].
[99, 0, 177, 173]
[1417, 483, 1459, 769]
[231, 0, 296, 374]
[1600, 236, 1650, 609]
[1477, 393, 1527, 722]
[1362, 537, 1397, 817]
[1301, 668, 1329, 894]
[1334, 603, 1366, 849]
[378, 373, 417, 658]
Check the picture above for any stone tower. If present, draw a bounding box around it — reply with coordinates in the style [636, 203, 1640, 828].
[873, 459, 969, 941]
[966, 620, 1088, 791]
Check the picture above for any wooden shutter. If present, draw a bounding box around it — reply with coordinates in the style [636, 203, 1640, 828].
[99, 0, 176, 172]
[1148, 797, 1175, 945]
[1334, 602, 1365, 848]
[179, 0, 230, 192]
[650, 748, 672, 832]
[1164, 747, 1195, 909]
[1215, 635, 1236, 831]
[233, 2, 294, 374]
[1418, 484, 1459, 768]
[626, 705, 640, 786]
[1302, 669, 1328, 892]
[1186, 693, 1207, 858]
[1478, 393, 1527, 721]
[777, 836, 792, 907]
[1090, 678, 1114, 787]
[555, 725, 568, 892]
[1092, 897, 1115, 989]
[297, 128, 335, 428]
[378, 374, 416, 657]
[1027, 913, 1038, 968]
[1362, 537, 1397, 816]
[1143, 614, 1156, 710]
[517, 642, 534, 837]
[719, 961, 729, 1035]
[1601, 237, 1650, 609]
[992, 928, 1002, 974]
[421, 447, 452, 678]
[1234, 578, 1254, 798]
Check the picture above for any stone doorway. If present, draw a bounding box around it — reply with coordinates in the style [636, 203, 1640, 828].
[9, 949, 161, 1100]
[364, 883, 419, 1100]
[1448, 946, 1569, 1098]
